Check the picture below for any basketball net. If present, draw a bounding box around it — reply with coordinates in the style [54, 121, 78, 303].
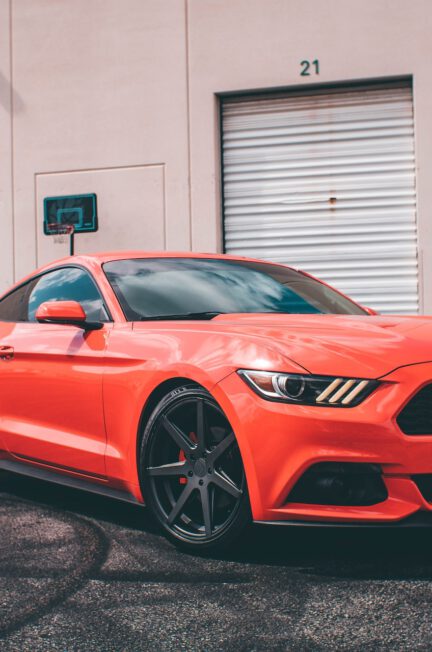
[47, 224, 75, 245]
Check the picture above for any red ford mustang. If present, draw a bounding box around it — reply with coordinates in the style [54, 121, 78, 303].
[0, 251, 431, 551]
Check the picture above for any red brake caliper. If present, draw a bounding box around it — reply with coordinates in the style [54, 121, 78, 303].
[179, 432, 197, 484]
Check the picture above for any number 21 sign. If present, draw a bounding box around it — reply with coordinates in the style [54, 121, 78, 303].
[300, 60, 320, 76]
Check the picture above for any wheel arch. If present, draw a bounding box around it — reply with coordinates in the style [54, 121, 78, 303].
[136, 377, 203, 468]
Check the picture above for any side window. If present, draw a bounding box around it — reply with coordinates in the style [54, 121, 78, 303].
[0, 280, 38, 322]
[27, 268, 109, 323]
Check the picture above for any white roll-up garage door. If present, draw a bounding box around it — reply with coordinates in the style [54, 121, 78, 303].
[222, 81, 419, 314]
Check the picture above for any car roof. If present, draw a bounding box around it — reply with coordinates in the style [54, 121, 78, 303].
[52, 250, 280, 264]
[33, 251, 297, 274]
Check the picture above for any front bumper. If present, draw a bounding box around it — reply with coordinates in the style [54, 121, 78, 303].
[214, 361, 432, 524]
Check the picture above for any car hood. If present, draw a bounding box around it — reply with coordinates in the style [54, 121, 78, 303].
[211, 313, 432, 378]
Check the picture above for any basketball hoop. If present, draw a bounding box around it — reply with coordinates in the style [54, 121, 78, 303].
[46, 224, 75, 254]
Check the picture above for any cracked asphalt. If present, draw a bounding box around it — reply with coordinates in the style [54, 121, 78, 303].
[1, 471, 432, 651]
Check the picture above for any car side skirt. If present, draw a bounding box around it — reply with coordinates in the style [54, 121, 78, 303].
[254, 514, 432, 528]
[0, 459, 143, 506]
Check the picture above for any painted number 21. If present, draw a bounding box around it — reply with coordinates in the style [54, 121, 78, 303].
[300, 59, 320, 76]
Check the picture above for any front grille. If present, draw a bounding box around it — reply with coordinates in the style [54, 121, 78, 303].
[397, 384, 432, 435]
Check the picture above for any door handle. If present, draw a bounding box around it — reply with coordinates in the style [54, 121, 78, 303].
[0, 346, 14, 361]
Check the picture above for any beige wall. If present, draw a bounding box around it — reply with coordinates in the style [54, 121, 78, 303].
[2, 0, 191, 280]
[1, 0, 432, 309]
[0, 0, 13, 291]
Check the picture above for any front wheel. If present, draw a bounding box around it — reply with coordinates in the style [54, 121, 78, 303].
[140, 386, 251, 552]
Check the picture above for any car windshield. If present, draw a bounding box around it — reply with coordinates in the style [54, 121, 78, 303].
[103, 257, 366, 320]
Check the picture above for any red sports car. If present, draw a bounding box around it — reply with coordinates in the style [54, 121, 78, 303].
[0, 252, 431, 551]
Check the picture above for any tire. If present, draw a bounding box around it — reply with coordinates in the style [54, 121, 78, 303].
[139, 385, 251, 553]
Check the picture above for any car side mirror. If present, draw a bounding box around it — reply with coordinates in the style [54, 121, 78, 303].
[35, 301, 102, 330]
[364, 306, 379, 316]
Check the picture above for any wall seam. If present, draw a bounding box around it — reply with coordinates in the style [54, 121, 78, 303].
[34, 162, 166, 177]
[185, 0, 193, 250]
[33, 172, 39, 267]
[8, 0, 15, 282]
[162, 163, 167, 249]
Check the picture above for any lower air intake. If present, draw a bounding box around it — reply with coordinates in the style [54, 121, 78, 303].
[287, 462, 387, 507]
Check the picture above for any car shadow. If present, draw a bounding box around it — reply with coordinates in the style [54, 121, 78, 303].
[3, 472, 432, 582]
[0, 472, 160, 534]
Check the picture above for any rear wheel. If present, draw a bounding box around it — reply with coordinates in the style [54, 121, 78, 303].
[140, 386, 250, 552]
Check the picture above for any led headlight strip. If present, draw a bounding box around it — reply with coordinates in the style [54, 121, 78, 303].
[238, 370, 378, 407]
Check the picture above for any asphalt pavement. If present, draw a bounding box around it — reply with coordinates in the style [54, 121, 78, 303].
[1, 471, 432, 651]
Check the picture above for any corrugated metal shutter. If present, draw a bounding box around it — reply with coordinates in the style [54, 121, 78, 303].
[222, 82, 419, 314]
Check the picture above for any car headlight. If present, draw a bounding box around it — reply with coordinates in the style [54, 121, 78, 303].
[238, 370, 379, 407]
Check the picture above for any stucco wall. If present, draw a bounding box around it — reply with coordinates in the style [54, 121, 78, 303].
[1, 0, 431, 310]
[1, 0, 191, 281]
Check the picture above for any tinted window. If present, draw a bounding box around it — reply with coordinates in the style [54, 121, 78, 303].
[0, 279, 38, 322]
[103, 257, 366, 320]
[27, 267, 109, 322]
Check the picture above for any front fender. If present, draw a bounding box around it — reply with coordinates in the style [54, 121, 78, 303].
[102, 323, 305, 499]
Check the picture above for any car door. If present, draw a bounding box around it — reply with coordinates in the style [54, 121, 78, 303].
[0, 266, 111, 477]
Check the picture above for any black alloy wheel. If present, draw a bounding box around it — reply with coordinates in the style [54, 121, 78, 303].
[140, 386, 250, 551]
